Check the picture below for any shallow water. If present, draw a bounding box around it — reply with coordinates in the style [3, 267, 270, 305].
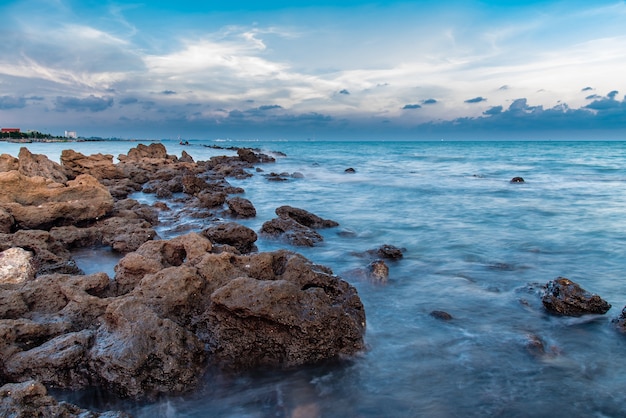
[5, 139, 626, 417]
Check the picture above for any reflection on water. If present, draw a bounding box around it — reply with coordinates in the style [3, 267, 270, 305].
[72, 246, 122, 277]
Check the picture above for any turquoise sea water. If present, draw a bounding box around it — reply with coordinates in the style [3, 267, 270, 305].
[3, 139, 626, 417]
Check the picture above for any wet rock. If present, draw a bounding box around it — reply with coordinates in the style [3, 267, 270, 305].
[510, 176, 525, 183]
[356, 244, 405, 260]
[524, 333, 546, 357]
[203, 222, 258, 254]
[367, 260, 389, 283]
[182, 174, 209, 195]
[612, 306, 626, 332]
[0, 172, 114, 230]
[260, 217, 324, 247]
[180, 150, 194, 163]
[275, 205, 339, 228]
[0, 207, 14, 234]
[542, 277, 611, 316]
[430, 310, 453, 321]
[0, 380, 130, 418]
[89, 298, 206, 399]
[344, 167, 356, 173]
[203, 252, 366, 369]
[197, 190, 227, 208]
[227, 196, 256, 218]
[60, 149, 123, 180]
[17, 147, 69, 183]
[0, 248, 36, 285]
[237, 148, 260, 163]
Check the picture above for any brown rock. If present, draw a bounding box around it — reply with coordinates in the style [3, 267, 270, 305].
[260, 217, 324, 247]
[0, 172, 114, 230]
[542, 277, 611, 316]
[0, 207, 14, 233]
[367, 259, 389, 283]
[275, 205, 339, 228]
[203, 222, 257, 254]
[60, 149, 123, 180]
[0, 153, 19, 172]
[0, 248, 36, 285]
[227, 196, 256, 218]
[17, 147, 69, 183]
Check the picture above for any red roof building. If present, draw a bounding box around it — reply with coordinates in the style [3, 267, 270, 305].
[1, 128, 21, 133]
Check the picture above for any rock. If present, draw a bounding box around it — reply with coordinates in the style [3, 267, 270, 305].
[344, 167, 356, 173]
[361, 244, 405, 260]
[180, 150, 194, 163]
[0, 207, 15, 233]
[0, 248, 36, 285]
[182, 174, 209, 195]
[275, 205, 339, 228]
[510, 177, 525, 183]
[227, 197, 256, 218]
[0, 380, 130, 418]
[60, 149, 123, 180]
[203, 252, 366, 369]
[430, 310, 453, 321]
[237, 148, 260, 163]
[0, 153, 19, 172]
[203, 222, 258, 254]
[89, 298, 206, 399]
[0, 172, 114, 230]
[260, 217, 324, 247]
[367, 260, 389, 283]
[197, 190, 227, 208]
[123, 142, 170, 160]
[612, 306, 626, 332]
[17, 147, 69, 183]
[97, 217, 157, 253]
[542, 277, 611, 316]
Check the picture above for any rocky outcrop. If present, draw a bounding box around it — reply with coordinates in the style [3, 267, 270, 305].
[260, 206, 338, 246]
[0, 207, 14, 233]
[0, 248, 36, 285]
[0, 380, 130, 418]
[275, 205, 339, 228]
[60, 149, 123, 180]
[0, 171, 114, 230]
[612, 307, 626, 332]
[17, 148, 69, 184]
[0, 153, 19, 172]
[202, 222, 258, 254]
[542, 277, 611, 316]
[227, 196, 256, 218]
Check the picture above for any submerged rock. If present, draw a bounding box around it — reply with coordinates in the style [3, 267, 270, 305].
[542, 277, 611, 316]
[275, 205, 339, 228]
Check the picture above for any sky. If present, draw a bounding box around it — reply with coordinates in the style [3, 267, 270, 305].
[1, 0, 625, 140]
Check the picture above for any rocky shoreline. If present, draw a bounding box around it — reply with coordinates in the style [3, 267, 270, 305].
[0, 143, 366, 416]
[2, 142, 626, 416]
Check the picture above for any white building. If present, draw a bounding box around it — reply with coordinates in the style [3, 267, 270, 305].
[65, 130, 77, 139]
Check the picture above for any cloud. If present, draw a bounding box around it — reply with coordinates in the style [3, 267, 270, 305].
[257, 104, 283, 111]
[607, 90, 619, 99]
[422, 99, 437, 105]
[161, 90, 177, 95]
[581, 86, 593, 91]
[0, 95, 27, 109]
[339, 89, 350, 95]
[483, 106, 503, 115]
[498, 85, 510, 91]
[120, 97, 139, 105]
[585, 94, 602, 100]
[54, 95, 114, 112]
[403, 104, 422, 109]
[464, 96, 487, 104]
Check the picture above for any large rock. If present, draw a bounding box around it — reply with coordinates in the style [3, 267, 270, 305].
[542, 277, 611, 316]
[0, 153, 19, 172]
[260, 217, 324, 247]
[227, 196, 256, 218]
[203, 222, 258, 254]
[275, 205, 338, 228]
[613, 306, 626, 332]
[17, 148, 69, 183]
[0, 380, 130, 418]
[60, 149, 123, 180]
[0, 248, 36, 285]
[0, 171, 114, 230]
[0, 207, 14, 233]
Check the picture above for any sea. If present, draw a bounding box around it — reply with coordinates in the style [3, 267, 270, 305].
[2, 139, 626, 417]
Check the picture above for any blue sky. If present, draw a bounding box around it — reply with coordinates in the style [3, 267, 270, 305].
[1, 0, 625, 140]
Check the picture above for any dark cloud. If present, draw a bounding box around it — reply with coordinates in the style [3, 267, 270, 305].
[585, 98, 621, 110]
[339, 89, 350, 95]
[498, 85, 510, 91]
[120, 97, 139, 105]
[257, 105, 283, 111]
[465, 96, 486, 104]
[581, 86, 594, 92]
[585, 94, 602, 100]
[54, 95, 114, 112]
[0, 95, 27, 109]
[483, 106, 502, 115]
[607, 90, 619, 99]
[161, 90, 177, 95]
[422, 98, 437, 105]
[403, 104, 421, 109]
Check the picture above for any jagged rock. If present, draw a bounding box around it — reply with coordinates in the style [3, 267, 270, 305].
[227, 196, 256, 218]
[60, 149, 123, 180]
[0, 153, 19, 172]
[182, 174, 209, 195]
[17, 148, 69, 183]
[203, 222, 258, 254]
[0, 380, 130, 418]
[0, 207, 14, 234]
[359, 244, 405, 260]
[260, 217, 324, 247]
[89, 298, 206, 399]
[121, 142, 170, 161]
[0, 172, 114, 230]
[98, 217, 156, 253]
[197, 190, 227, 208]
[180, 150, 194, 163]
[367, 260, 389, 283]
[0, 248, 36, 285]
[275, 205, 338, 228]
[542, 277, 611, 316]
[345, 167, 356, 173]
[430, 310, 453, 321]
[612, 306, 626, 332]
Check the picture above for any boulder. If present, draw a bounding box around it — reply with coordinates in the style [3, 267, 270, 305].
[197, 190, 227, 208]
[510, 176, 525, 183]
[203, 222, 258, 254]
[122, 142, 170, 161]
[430, 310, 453, 321]
[17, 148, 69, 183]
[542, 277, 611, 316]
[0, 380, 130, 418]
[612, 306, 626, 332]
[0, 248, 36, 285]
[260, 217, 324, 247]
[60, 149, 123, 180]
[0, 207, 14, 233]
[0, 172, 114, 230]
[180, 150, 194, 163]
[227, 196, 256, 218]
[182, 174, 209, 195]
[275, 205, 338, 228]
[0, 153, 19, 172]
[367, 260, 389, 283]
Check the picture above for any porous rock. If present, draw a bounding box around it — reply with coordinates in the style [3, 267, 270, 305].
[227, 196, 257, 218]
[0, 247, 36, 285]
[260, 217, 324, 247]
[542, 277, 611, 316]
[203, 222, 257, 254]
[60, 149, 123, 180]
[17, 148, 68, 183]
[275, 205, 338, 228]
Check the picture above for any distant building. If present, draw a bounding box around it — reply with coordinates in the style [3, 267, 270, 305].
[65, 130, 77, 139]
[1, 128, 20, 133]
